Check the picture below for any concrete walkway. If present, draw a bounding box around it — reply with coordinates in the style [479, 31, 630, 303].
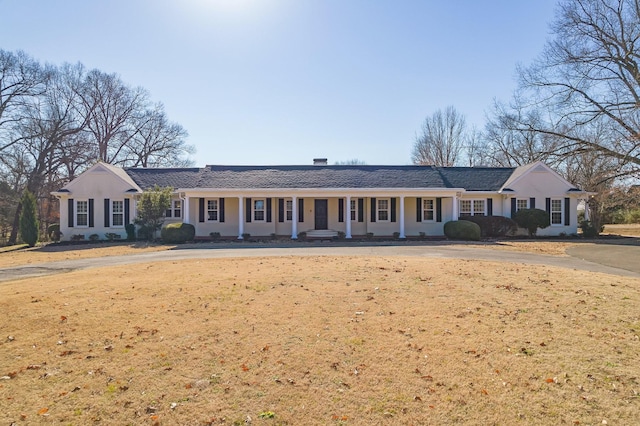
[2, 241, 640, 283]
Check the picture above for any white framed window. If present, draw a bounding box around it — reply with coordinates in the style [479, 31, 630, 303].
[350, 199, 357, 221]
[459, 199, 485, 216]
[516, 199, 529, 211]
[422, 198, 435, 221]
[551, 199, 563, 225]
[76, 200, 88, 227]
[377, 198, 390, 221]
[165, 200, 181, 218]
[286, 200, 293, 221]
[254, 199, 266, 221]
[207, 199, 219, 221]
[112, 200, 124, 227]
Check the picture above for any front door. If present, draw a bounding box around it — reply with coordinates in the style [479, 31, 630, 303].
[314, 199, 328, 230]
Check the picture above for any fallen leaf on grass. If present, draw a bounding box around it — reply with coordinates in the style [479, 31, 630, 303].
[241, 363, 249, 371]
[38, 407, 48, 415]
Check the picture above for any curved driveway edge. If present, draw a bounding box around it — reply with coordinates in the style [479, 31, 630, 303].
[2, 243, 640, 283]
[567, 243, 640, 275]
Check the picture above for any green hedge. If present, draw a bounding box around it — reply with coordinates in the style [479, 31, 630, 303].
[462, 215, 517, 238]
[161, 223, 195, 243]
[513, 208, 550, 237]
[444, 220, 481, 241]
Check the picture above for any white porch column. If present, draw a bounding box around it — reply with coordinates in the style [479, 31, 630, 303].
[346, 195, 352, 239]
[183, 197, 190, 224]
[452, 193, 459, 220]
[399, 196, 405, 238]
[238, 196, 244, 239]
[291, 196, 298, 239]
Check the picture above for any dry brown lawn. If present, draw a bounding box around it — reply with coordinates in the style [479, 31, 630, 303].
[1, 254, 639, 425]
[0, 240, 573, 269]
[0, 242, 174, 268]
[604, 224, 640, 237]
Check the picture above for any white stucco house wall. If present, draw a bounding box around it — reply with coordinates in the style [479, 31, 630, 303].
[51, 160, 588, 241]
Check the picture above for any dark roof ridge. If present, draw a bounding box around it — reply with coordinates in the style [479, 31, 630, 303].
[124, 166, 202, 172]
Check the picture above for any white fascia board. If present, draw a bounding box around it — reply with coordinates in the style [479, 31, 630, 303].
[460, 191, 502, 196]
[178, 187, 467, 198]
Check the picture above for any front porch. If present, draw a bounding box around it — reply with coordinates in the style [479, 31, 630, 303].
[177, 194, 465, 240]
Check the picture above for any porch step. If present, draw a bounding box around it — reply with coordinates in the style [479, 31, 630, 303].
[305, 229, 339, 239]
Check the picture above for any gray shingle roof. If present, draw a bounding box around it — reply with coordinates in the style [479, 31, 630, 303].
[437, 167, 516, 191]
[124, 165, 517, 191]
[124, 168, 201, 190]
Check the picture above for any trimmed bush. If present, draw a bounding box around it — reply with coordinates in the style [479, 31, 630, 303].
[462, 215, 518, 238]
[580, 220, 603, 238]
[161, 223, 195, 243]
[125, 223, 136, 241]
[444, 220, 481, 241]
[513, 208, 550, 237]
[47, 224, 61, 241]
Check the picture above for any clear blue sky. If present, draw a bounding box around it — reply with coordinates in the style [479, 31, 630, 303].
[1, 0, 557, 166]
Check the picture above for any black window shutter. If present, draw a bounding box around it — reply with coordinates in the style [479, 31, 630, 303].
[219, 198, 225, 222]
[358, 198, 364, 222]
[530, 197, 536, 209]
[338, 198, 344, 222]
[199, 198, 205, 222]
[124, 199, 130, 224]
[246, 198, 252, 223]
[487, 198, 493, 216]
[68, 199, 74, 228]
[298, 198, 304, 222]
[436, 198, 442, 222]
[564, 197, 570, 226]
[416, 197, 422, 222]
[266, 198, 272, 223]
[545, 198, 551, 215]
[278, 198, 284, 223]
[88, 199, 94, 228]
[511, 198, 517, 217]
[104, 199, 110, 227]
[390, 198, 396, 222]
[370, 197, 376, 222]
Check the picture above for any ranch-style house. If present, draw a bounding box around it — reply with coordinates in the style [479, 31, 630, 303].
[52, 159, 588, 241]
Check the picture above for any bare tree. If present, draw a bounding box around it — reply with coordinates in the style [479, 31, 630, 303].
[412, 106, 466, 166]
[0, 50, 48, 152]
[334, 159, 367, 165]
[77, 69, 150, 165]
[513, 0, 640, 178]
[482, 101, 561, 167]
[3, 62, 88, 243]
[0, 50, 196, 244]
[125, 104, 193, 167]
[463, 125, 488, 166]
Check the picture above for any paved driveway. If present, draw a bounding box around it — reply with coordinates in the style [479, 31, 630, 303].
[2, 242, 640, 283]
[566, 240, 640, 275]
